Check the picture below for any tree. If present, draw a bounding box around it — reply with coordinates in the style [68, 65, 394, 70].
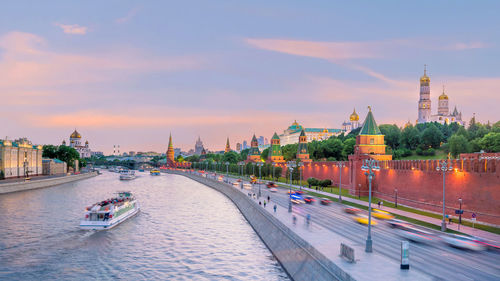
[307, 177, 319, 187]
[222, 151, 239, 164]
[56, 145, 80, 170]
[282, 144, 298, 161]
[379, 124, 401, 150]
[239, 149, 250, 161]
[420, 124, 444, 148]
[401, 125, 420, 149]
[479, 132, 500, 152]
[42, 145, 59, 159]
[260, 148, 269, 161]
[448, 135, 469, 158]
[342, 138, 356, 159]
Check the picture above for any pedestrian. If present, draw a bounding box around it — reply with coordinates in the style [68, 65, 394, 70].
[273, 204, 277, 213]
[380, 201, 383, 208]
[264, 201, 267, 208]
[377, 201, 381, 208]
[293, 215, 297, 225]
[259, 201, 261, 206]
[316, 186, 318, 191]
[306, 214, 311, 227]
[267, 195, 270, 202]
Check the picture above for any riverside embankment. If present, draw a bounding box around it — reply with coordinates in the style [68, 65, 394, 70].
[0, 172, 98, 194]
[167, 170, 354, 281]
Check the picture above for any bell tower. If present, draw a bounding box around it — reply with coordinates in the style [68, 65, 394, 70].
[417, 65, 431, 124]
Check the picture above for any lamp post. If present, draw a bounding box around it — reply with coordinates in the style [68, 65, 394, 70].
[238, 161, 244, 179]
[395, 188, 398, 208]
[257, 162, 263, 198]
[337, 161, 346, 203]
[225, 162, 230, 182]
[287, 161, 297, 213]
[361, 159, 380, 253]
[297, 162, 304, 190]
[272, 163, 275, 180]
[458, 198, 463, 230]
[436, 160, 453, 232]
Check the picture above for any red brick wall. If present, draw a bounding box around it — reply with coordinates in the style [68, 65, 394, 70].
[299, 158, 500, 225]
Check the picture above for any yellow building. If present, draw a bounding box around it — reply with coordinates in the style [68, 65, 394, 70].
[0, 138, 43, 179]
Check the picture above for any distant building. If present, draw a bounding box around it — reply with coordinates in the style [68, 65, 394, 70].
[417, 66, 464, 125]
[246, 134, 261, 162]
[224, 138, 231, 153]
[42, 158, 67, 175]
[258, 136, 264, 146]
[341, 108, 361, 133]
[268, 133, 284, 163]
[296, 130, 312, 162]
[352, 107, 392, 161]
[129, 151, 136, 157]
[0, 138, 43, 178]
[174, 148, 181, 158]
[264, 138, 269, 146]
[279, 120, 342, 146]
[236, 143, 242, 152]
[92, 151, 104, 157]
[64, 130, 92, 158]
[243, 140, 248, 150]
[195, 136, 205, 155]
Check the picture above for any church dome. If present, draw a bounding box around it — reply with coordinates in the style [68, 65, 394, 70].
[288, 120, 303, 131]
[420, 65, 430, 84]
[70, 130, 81, 139]
[85, 140, 89, 145]
[439, 87, 448, 100]
[349, 108, 359, 121]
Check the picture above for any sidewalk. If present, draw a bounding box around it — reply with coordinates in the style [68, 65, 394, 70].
[294, 183, 500, 243]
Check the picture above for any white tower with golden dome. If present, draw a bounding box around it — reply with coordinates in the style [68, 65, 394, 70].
[417, 65, 432, 124]
[342, 108, 361, 133]
[437, 86, 449, 116]
[64, 129, 92, 158]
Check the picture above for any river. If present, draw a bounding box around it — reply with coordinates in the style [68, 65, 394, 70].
[0, 171, 289, 280]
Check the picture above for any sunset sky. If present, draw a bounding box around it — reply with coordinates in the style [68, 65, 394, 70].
[1, 1, 499, 153]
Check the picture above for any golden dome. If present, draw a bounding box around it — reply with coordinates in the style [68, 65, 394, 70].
[85, 140, 89, 145]
[70, 129, 81, 139]
[292, 120, 299, 126]
[420, 65, 430, 84]
[439, 86, 448, 100]
[349, 108, 359, 121]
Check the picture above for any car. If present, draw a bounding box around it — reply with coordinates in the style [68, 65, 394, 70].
[304, 196, 316, 204]
[344, 207, 361, 215]
[236, 179, 242, 182]
[353, 214, 378, 226]
[287, 190, 296, 195]
[290, 194, 305, 204]
[471, 237, 500, 251]
[320, 198, 332, 205]
[372, 209, 395, 220]
[394, 225, 435, 244]
[295, 190, 306, 195]
[269, 188, 278, 193]
[441, 234, 486, 251]
[387, 219, 411, 229]
[266, 182, 277, 188]
[232, 182, 240, 186]
[243, 183, 252, 190]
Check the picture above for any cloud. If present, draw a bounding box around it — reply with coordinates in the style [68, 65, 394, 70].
[443, 42, 489, 51]
[0, 31, 204, 89]
[55, 23, 88, 35]
[116, 7, 140, 24]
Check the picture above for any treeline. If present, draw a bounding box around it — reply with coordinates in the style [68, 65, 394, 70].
[380, 118, 500, 158]
[42, 145, 86, 169]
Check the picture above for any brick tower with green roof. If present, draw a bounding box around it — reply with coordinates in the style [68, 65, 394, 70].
[296, 129, 312, 162]
[268, 132, 284, 163]
[246, 134, 261, 162]
[166, 133, 176, 167]
[353, 106, 392, 160]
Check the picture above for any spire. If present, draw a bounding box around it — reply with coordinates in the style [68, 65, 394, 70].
[420, 65, 430, 84]
[225, 137, 231, 153]
[168, 133, 173, 148]
[424, 64, 427, 76]
[359, 106, 382, 135]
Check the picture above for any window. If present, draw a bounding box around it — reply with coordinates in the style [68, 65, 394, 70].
[370, 139, 374, 144]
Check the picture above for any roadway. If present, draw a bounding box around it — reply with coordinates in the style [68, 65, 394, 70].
[212, 173, 500, 281]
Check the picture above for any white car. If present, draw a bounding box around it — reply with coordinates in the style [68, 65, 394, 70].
[441, 234, 486, 251]
[394, 226, 435, 244]
[269, 188, 278, 193]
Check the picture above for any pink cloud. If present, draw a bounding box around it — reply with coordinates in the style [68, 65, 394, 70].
[54, 23, 88, 35]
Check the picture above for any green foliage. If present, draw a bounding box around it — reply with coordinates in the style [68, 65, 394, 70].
[479, 132, 500, 152]
[42, 145, 59, 159]
[260, 148, 269, 161]
[239, 149, 249, 161]
[282, 144, 298, 161]
[420, 124, 444, 148]
[379, 124, 401, 149]
[222, 151, 239, 164]
[307, 177, 319, 186]
[401, 125, 420, 150]
[341, 138, 356, 158]
[43, 145, 80, 169]
[416, 147, 435, 156]
[448, 135, 469, 158]
[175, 155, 184, 162]
[0, 170, 4, 180]
[319, 179, 332, 187]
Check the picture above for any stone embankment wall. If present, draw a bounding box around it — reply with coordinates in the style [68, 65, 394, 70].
[167, 170, 354, 281]
[0, 172, 98, 194]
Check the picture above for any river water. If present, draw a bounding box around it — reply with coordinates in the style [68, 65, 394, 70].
[0, 171, 289, 280]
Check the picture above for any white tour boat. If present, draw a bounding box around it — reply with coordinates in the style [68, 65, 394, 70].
[119, 170, 136, 180]
[80, 192, 140, 230]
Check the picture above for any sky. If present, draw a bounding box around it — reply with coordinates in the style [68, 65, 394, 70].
[1, 1, 499, 154]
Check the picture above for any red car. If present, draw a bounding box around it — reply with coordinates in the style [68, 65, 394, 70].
[295, 190, 306, 195]
[320, 198, 332, 205]
[304, 196, 316, 204]
[266, 182, 277, 188]
[344, 207, 361, 215]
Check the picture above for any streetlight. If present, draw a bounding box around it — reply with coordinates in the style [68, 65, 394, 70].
[336, 161, 346, 203]
[225, 162, 230, 182]
[257, 162, 263, 198]
[395, 188, 398, 208]
[297, 162, 304, 190]
[436, 160, 453, 232]
[287, 161, 297, 213]
[238, 161, 245, 179]
[458, 197, 463, 230]
[361, 158, 380, 253]
[272, 163, 276, 181]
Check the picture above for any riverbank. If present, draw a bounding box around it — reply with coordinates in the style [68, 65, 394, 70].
[0, 172, 98, 194]
[167, 170, 432, 281]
